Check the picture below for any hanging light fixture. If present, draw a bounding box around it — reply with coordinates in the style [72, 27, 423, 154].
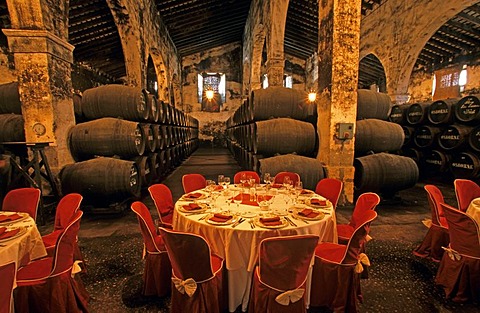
[308, 91, 317, 102]
[205, 89, 215, 100]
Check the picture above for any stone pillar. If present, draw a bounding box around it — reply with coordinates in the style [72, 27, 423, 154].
[316, 0, 362, 204]
[3, 29, 76, 171]
[266, 57, 284, 87]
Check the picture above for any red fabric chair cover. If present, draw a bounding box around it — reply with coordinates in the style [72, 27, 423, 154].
[454, 179, 480, 212]
[248, 235, 319, 313]
[14, 210, 89, 313]
[148, 183, 174, 227]
[182, 173, 207, 194]
[413, 185, 449, 262]
[310, 210, 378, 312]
[315, 178, 343, 210]
[435, 203, 480, 303]
[131, 201, 172, 297]
[233, 171, 261, 184]
[0, 262, 15, 313]
[273, 172, 301, 186]
[158, 227, 226, 313]
[2, 187, 41, 220]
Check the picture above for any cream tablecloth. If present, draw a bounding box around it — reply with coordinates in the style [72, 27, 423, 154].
[173, 187, 337, 312]
[466, 197, 480, 227]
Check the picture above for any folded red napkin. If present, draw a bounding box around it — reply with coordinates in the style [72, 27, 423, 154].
[185, 192, 203, 199]
[182, 203, 202, 211]
[213, 185, 224, 191]
[0, 228, 20, 240]
[231, 194, 259, 206]
[310, 199, 327, 206]
[272, 183, 283, 188]
[260, 216, 282, 226]
[0, 227, 6, 235]
[298, 208, 320, 218]
[210, 213, 233, 223]
[0, 213, 22, 223]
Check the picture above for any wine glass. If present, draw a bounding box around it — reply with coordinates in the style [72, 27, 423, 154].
[294, 181, 303, 203]
[240, 173, 247, 188]
[233, 191, 243, 208]
[224, 177, 231, 189]
[218, 174, 224, 187]
[263, 173, 271, 185]
[283, 176, 292, 190]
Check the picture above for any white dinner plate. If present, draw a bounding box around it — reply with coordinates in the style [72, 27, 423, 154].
[0, 212, 29, 225]
[292, 208, 325, 221]
[0, 227, 28, 242]
[205, 214, 238, 226]
[254, 216, 289, 229]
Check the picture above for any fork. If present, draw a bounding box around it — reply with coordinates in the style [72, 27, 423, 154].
[249, 218, 255, 229]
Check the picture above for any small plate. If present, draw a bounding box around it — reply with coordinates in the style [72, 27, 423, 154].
[205, 214, 238, 226]
[240, 211, 257, 218]
[0, 227, 28, 242]
[254, 217, 289, 229]
[0, 212, 29, 225]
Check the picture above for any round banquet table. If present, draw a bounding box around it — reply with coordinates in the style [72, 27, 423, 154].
[466, 197, 480, 227]
[173, 186, 337, 312]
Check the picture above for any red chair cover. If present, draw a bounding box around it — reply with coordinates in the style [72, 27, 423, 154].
[454, 179, 480, 212]
[413, 185, 449, 262]
[248, 235, 319, 313]
[310, 210, 378, 312]
[148, 183, 174, 227]
[14, 211, 90, 313]
[182, 174, 207, 194]
[315, 178, 343, 210]
[435, 203, 480, 303]
[131, 201, 172, 297]
[2, 187, 41, 220]
[273, 172, 301, 185]
[0, 262, 15, 313]
[158, 227, 226, 313]
[233, 171, 261, 184]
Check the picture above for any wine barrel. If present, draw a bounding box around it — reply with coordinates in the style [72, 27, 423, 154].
[354, 153, 419, 193]
[406, 102, 430, 125]
[142, 123, 156, 153]
[0, 114, 25, 142]
[148, 152, 162, 182]
[388, 104, 409, 124]
[60, 157, 141, 199]
[250, 86, 310, 121]
[69, 117, 145, 161]
[258, 154, 326, 190]
[413, 126, 441, 149]
[133, 155, 153, 187]
[455, 94, 480, 124]
[147, 94, 159, 123]
[427, 98, 458, 125]
[73, 92, 83, 118]
[252, 118, 316, 156]
[355, 119, 404, 155]
[402, 126, 415, 146]
[357, 89, 392, 120]
[401, 147, 423, 166]
[0, 82, 22, 114]
[81, 85, 149, 121]
[437, 124, 472, 150]
[423, 150, 450, 174]
[450, 152, 480, 179]
[468, 125, 480, 152]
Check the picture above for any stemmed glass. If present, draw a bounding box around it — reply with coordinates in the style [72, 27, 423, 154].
[240, 173, 247, 188]
[263, 173, 271, 187]
[218, 175, 224, 187]
[283, 176, 292, 190]
[233, 191, 243, 209]
[224, 177, 231, 189]
[294, 181, 303, 204]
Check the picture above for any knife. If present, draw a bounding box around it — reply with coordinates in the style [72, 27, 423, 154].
[285, 216, 297, 227]
[232, 218, 245, 228]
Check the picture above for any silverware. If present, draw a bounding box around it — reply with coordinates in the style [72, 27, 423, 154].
[249, 218, 256, 229]
[285, 216, 297, 227]
[231, 218, 245, 228]
[198, 214, 208, 221]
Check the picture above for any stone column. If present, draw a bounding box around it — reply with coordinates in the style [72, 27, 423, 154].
[316, 0, 362, 204]
[3, 29, 76, 171]
[266, 57, 284, 87]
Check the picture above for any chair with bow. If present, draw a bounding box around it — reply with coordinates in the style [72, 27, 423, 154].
[413, 185, 449, 262]
[131, 201, 172, 297]
[2, 187, 41, 220]
[273, 172, 301, 186]
[310, 210, 378, 312]
[14, 210, 89, 313]
[315, 178, 343, 210]
[233, 171, 261, 184]
[248, 235, 319, 313]
[182, 174, 207, 194]
[454, 179, 480, 212]
[148, 183, 174, 228]
[435, 203, 480, 303]
[158, 227, 226, 313]
[0, 262, 15, 313]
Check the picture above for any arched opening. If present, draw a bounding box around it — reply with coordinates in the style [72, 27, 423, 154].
[358, 54, 387, 92]
[146, 55, 158, 97]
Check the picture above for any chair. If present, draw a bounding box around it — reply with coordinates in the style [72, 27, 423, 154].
[182, 173, 207, 194]
[2, 187, 41, 220]
[435, 203, 480, 303]
[310, 210, 378, 312]
[273, 172, 301, 186]
[158, 227, 226, 313]
[0, 262, 15, 313]
[413, 185, 449, 262]
[233, 171, 261, 184]
[148, 183, 174, 227]
[248, 235, 319, 313]
[454, 179, 480, 212]
[131, 201, 172, 297]
[14, 210, 89, 313]
[315, 178, 343, 210]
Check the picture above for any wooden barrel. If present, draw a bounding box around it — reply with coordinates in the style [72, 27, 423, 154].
[455, 94, 480, 124]
[427, 98, 458, 125]
[423, 150, 450, 174]
[60, 157, 141, 199]
[402, 126, 415, 146]
[388, 104, 409, 124]
[249, 86, 310, 121]
[450, 152, 480, 179]
[357, 89, 392, 120]
[148, 152, 162, 182]
[354, 153, 419, 193]
[468, 125, 480, 152]
[142, 123, 156, 153]
[355, 119, 404, 155]
[73, 92, 83, 118]
[0, 114, 25, 142]
[133, 155, 153, 187]
[147, 94, 159, 123]
[413, 126, 441, 149]
[258, 154, 326, 190]
[252, 118, 316, 156]
[0, 82, 22, 114]
[406, 102, 430, 125]
[81, 85, 149, 121]
[401, 147, 423, 166]
[437, 124, 472, 150]
[69, 117, 145, 161]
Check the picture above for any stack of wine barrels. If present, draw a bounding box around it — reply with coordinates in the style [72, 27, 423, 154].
[389, 95, 480, 181]
[62, 84, 199, 202]
[0, 82, 25, 142]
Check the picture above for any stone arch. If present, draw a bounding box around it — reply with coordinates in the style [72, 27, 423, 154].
[358, 53, 387, 92]
[250, 23, 266, 94]
[147, 49, 169, 102]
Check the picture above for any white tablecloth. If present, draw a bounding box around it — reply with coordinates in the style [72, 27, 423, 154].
[173, 187, 337, 312]
[466, 197, 480, 227]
